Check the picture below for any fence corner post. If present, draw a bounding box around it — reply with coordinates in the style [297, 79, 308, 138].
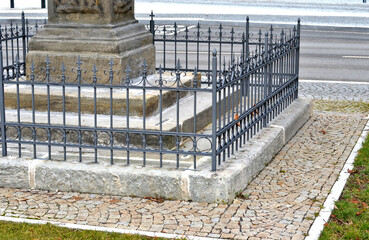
[295, 19, 301, 99]
[0, 45, 7, 156]
[149, 11, 155, 44]
[21, 12, 27, 75]
[211, 49, 217, 171]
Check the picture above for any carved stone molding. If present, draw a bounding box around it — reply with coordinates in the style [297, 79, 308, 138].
[113, 0, 133, 15]
[53, 0, 103, 15]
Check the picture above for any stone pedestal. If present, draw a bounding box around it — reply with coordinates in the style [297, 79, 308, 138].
[26, 0, 155, 81]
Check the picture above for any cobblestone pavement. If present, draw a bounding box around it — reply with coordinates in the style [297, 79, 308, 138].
[299, 81, 369, 102]
[0, 111, 366, 239]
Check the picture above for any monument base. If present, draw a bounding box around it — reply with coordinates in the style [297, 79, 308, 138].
[26, 20, 155, 81]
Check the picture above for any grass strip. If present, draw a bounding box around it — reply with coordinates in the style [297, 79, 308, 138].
[319, 132, 369, 240]
[0, 221, 169, 240]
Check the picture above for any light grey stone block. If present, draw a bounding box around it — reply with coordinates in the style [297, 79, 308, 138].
[0, 158, 30, 189]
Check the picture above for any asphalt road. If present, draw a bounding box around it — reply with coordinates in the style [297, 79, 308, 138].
[299, 28, 369, 83]
[153, 23, 369, 83]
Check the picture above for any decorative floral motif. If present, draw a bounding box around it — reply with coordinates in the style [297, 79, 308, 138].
[53, 0, 103, 14]
[113, 0, 133, 15]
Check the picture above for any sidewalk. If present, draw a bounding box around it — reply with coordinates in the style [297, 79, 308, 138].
[0, 107, 366, 239]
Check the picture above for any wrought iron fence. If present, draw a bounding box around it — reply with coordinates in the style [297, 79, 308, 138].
[0, 12, 45, 80]
[0, 12, 300, 171]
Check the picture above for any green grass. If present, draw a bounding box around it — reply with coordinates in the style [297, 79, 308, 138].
[319, 133, 369, 240]
[0, 221, 169, 240]
[313, 100, 369, 114]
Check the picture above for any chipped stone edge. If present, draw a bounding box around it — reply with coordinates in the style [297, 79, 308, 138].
[0, 216, 221, 240]
[305, 114, 369, 240]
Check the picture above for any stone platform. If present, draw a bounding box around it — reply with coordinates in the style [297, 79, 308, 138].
[0, 99, 312, 202]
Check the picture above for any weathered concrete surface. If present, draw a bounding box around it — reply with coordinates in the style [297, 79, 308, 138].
[0, 98, 311, 202]
[27, 0, 155, 80]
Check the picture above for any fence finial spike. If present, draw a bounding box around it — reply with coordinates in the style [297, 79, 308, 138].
[125, 64, 130, 85]
[212, 49, 217, 57]
[142, 59, 148, 70]
[45, 55, 50, 65]
[176, 58, 181, 69]
[246, 16, 249, 21]
[158, 64, 163, 76]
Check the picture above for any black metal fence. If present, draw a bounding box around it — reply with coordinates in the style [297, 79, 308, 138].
[0, 13, 45, 80]
[0, 13, 300, 171]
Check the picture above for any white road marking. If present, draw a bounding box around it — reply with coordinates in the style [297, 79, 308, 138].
[343, 55, 369, 59]
[300, 79, 369, 84]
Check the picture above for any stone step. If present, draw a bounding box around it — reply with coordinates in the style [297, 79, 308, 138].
[3, 85, 214, 149]
[4, 72, 199, 117]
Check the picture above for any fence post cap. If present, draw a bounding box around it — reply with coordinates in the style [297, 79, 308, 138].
[212, 49, 217, 57]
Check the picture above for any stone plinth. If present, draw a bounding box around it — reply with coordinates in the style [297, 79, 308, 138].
[26, 0, 155, 81]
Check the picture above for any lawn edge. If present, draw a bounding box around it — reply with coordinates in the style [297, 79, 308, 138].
[0, 216, 219, 240]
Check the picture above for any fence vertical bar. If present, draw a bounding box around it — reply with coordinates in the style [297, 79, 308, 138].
[0, 45, 7, 156]
[158, 66, 163, 168]
[93, 64, 98, 163]
[77, 56, 82, 162]
[126, 66, 131, 166]
[21, 12, 26, 73]
[211, 50, 217, 171]
[295, 19, 300, 99]
[246, 17, 250, 60]
[31, 62, 36, 159]
[142, 61, 147, 167]
[193, 68, 198, 169]
[263, 33, 268, 128]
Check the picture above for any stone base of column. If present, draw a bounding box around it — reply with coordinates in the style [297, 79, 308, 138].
[26, 19, 155, 82]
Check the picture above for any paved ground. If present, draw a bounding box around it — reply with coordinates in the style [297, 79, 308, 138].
[0, 107, 366, 239]
[300, 82, 369, 102]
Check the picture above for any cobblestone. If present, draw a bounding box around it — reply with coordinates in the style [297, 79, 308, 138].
[299, 81, 369, 102]
[0, 111, 366, 239]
